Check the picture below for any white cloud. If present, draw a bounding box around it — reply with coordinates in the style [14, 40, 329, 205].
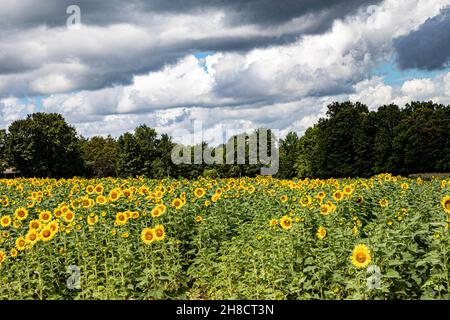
[1, 0, 450, 143]
[401, 78, 436, 98]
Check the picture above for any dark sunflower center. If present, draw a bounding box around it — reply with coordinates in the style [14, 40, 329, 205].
[145, 233, 153, 241]
[445, 200, 450, 210]
[356, 252, 366, 263]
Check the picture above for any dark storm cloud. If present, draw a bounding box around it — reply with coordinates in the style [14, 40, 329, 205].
[394, 6, 450, 70]
[0, 0, 382, 97]
[142, 0, 383, 27]
[1, 0, 382, 30]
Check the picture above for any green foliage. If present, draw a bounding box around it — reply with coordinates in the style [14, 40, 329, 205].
[0, 129, 7, 172]
[5, 113, 83, 178]
[81, 136, 118, 177]
[116, 126, 175, 178]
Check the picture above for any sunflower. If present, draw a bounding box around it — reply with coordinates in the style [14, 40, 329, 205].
[151, 207, 162, 218]
[280, 195, 288, 203]
[122, 189, 132, 198]
[63, 210, 75, 223]
[195, 215, 203, 223]
[115, 212, 128, 226]
[131, 211, 139, 219]
[109, 189, 121, 202]
[26, 230, 39, 245]
[95, 184, 104, 194]
[154, 225, 165, 241]
[278, 216, 292, 230]
[332, 191, 343, 202]
[211, 194, 220, 202]
[379, 199, 389, 207]
[86, 185, 95, 194]
[269, 218, 278, 226]
[316, 226, 327, 240]
[0, 215, 12, 227]
[157, 204, 167, 215]
[40, 228, 54, 242]
[441, 196, 450, 214]
[351, 244, 372, 269]
[96, 195, 107, 205]
[14, 207, 28, 221]
[141, 227, 155, 245]
[246, 185, 255, 193]
[400, 183, 409, 190]
[39, 211, 52, 223]
[316, 191, 326, 200]
[343, 185, 354, 195]
[172, 198, 184, 209]
[10, 248, 18, 258]
[48, 220, 59, 233]
[15, 237, 27, 251]
[299, 195, 312, 207]
[0, 250, 5, 265]
[87, 215, 98, 226]
[194, 188, 206, 198]
[320, 204, 331, 216]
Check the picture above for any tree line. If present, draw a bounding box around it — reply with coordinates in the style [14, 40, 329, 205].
[0, 100, 449, 179]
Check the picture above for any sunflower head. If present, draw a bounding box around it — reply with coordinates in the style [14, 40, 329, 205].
[194, 188, 206, 198]
[40, 228, 54, 242]
[441, 196, 450, 213]
[280, 216, 293, 230]
[379, 199, 389, 207]
[141, 227, 155, 245]
[351, 244, 372, 269]
[316, 226, 327, 240]
[14, 207, 28, 221]
[0, 215, 12, 227]
[0, 250, 5, 264]
[154, 225, 165, 241]
[172, 198, 183, 209]
[15, 237, 27, 251]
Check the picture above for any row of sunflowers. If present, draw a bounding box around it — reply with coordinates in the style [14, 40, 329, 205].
[0, 173, 448, 299]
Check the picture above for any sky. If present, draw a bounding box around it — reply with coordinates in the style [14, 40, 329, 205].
[1, 0, 450, 145]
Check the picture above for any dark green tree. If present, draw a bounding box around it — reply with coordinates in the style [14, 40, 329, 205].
[294, 126, 319, 178]
[81, 136, 118, 177]
[278, 131, 301, 179]
[316, 101, 370, 178]
[373, 104, 403, 174]
[5, 113, 83, 178]
[0, 129, 7, 172]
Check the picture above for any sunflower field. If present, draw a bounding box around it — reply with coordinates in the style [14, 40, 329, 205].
[0, 173, 448, 300]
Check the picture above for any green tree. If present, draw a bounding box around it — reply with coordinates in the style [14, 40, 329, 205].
[316, 101, 370, 178]
[5, 113, 83, 178]
[0, 129, 7, 172]
[278, 131, 300, 179]
[373, 104, 403, 174]
[81, 136, 118, 177]
[294, 126, 319, 178]
[116, 132, 142, 177]
[391, 101, 450, 174]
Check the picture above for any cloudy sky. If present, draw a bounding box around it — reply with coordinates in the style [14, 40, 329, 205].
[1, 0, 450, 144]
